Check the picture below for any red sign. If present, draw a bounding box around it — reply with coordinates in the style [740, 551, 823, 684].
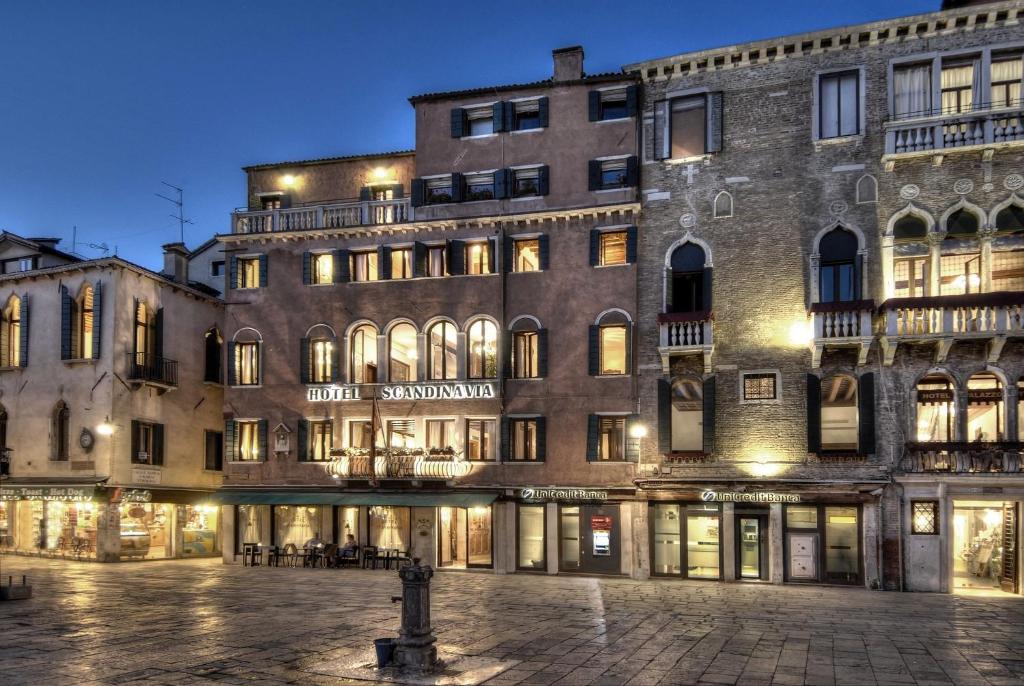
[590, 515, 613, 531]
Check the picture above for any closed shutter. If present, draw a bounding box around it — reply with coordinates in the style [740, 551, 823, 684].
[538, 96, 549, 127]
[653, 100, 670, 160]
[626, 226, 638, 264]
[258, 254, 268, 287]
[702, 376, 716, 454]
[390, 183, 404, 199]
[492, 101, 507, 133]
[131, 420, 140, 462]
[154, 307, 164, 361]
[625, 322, 633, 374]
[586, 414, 600, 461]
[152, 423, 165, 466]
[378, 246, 392, 280]
[587, 160, 602, 191]
[451, 107, 467, 137]
[706, 92, 724, 153]
[331, 343, 341, 382]
[18, 294, 28, 367]
[488, 238, 497, 274]
[91, 282, 102, 359]
[625, 155, 639, 187]
[60, 286, 72, 360]
[657, 378, 672, 454]
[537, 165, 550, 196]
[226, 342, 236, 386]
[224, 419, 237, 463]
[499, 417, 510, 462]
[626, 414, 641, 462]
[702, 268, 713, 312]
[494, 169, 510, 199]
[807, 373, 821, 453]
[358, 186, 371, 201]
[448, 240, 465, 276]
[450, 173, 464, 203]
[535, 417, 547, 461]
[858, 372, 876, 456]
[228, 256, 238, 289]
[854, 254, 864, 300]
[299, 338, 310, 383]
[297, 418, 309, 462]
[257, 420, 269, 462]
[503, 236, 513, 273]
[589, 230, 600, 266]
[333, 249, 350, 283]
[538, 235, 550, 271]
[537, 328, 548, 378]
[587, 90, 601, 121]
[411, 178, 425, 207]
[413, 242, 427, 277]
[625, 85, 639, 117]
[588, 325, 600, 376]
[302, 252, 312, 285]
[501, 333, 513, 379]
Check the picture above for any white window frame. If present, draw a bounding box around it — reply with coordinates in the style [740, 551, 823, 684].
[464, 103, 497, 139]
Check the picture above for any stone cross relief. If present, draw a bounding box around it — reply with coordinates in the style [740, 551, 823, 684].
[683, 163, 700, 185]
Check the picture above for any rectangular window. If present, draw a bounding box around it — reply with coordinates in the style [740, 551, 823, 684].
[598, 89, 628, 121]
[204, 430, 223, 471]
[350, 251, 378, 282]
[308, 420, 333, 462]
[237, 257, 261, 289]
[991, 56, 1022, 109]
[465, 241, 492, 275]
[310, 339, 334, 383]
[513, 331, 538, 379]
[512, 168, 540, 198]
[3, 257, 36, 274]
[237, 421, 260, 461]
[261, 196, 282, 210]
[311, 253, 333, 285]
[427, 245, 447, 277]
[467, 107, 493, 136]
[598, 416, 626, 461]
[992, 250, 1024, 292]
[939, 253, 981, 295]
[518, 505, 546, 570]
[426, 177, 453, 205]
[466, 419, 496, 461]
[349, 420, 373, 449]
[599, 160, 628, 189]
[894, 257, 928, 298]
[893, 63, 932, 119]
[513, 100, 540, 131]
[941, 61, 976, 115]
[599, 231, 628, 266]
[426, 419, 454, 452]
[670, 95, 706, 158]
[510, 418, 539, 461]
[133, 422, 154, 464]
[911, 501, 939, 535]
[514, 239, 540, 272]
[743, 373, 778, 401]
[391, 248, 413, 279]
[820, 261, 856, 303]
[819, 70, 860, 139]
[599, 325, 627, 375]
[464, 172, 495, 201]
[387, 419, 416, 450]
[211, 260, 225, 277]
[234, 342, 260, 385]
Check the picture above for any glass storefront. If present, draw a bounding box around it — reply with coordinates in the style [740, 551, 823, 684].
[438, 506, 492, 568]
[517, 505, 546, 570]
[237, 504, 268, 551]
[952, 500, 1018, 592]
[183, 505, 219, 556]
[273, 505, 328, 547]
[784, 503, 861, 584]
[0, 502, 9, 548]
[650, 502, 721, 579]
[370, 506, 412, 551]
[120, 502, 172, 559]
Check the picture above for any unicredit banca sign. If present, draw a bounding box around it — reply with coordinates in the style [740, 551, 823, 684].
[700, 490, 800, 503]
[307, 382, 498, 402]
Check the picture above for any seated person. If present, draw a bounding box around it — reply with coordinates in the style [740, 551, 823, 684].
[303, 532, 323, 549]
[339, 534, 358, 558]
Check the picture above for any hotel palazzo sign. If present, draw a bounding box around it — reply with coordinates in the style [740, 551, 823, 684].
[308, 382, 498, 402]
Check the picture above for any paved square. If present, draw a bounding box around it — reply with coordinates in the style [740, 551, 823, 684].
[3, 557, 1024, 685]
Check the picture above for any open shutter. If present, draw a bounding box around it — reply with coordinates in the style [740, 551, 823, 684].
[358, 186, 371, 201]
[588, 325, 600, 376]
[706, 92, 724, 153]
[587, 91, 601, 121]
[258, 420, 268, 462]
[625, 155, 639, 187]
[702, 268, 713, 312]
[501, 332, 513, 379]
[302, 252, 312, 285]
[224, 420, 237, 463]
[494, 169, 510, 199]
[492, 101, 507, 133]
[488, 238, 497, 274]
[535, 417, 547, 461]
[228, 256, 238, 290]
[131, 420, 140, 462]
[625, 85, 639, 117]
[537, 165, 550, 196]
[589, 230, 600, 266]
[626, 226, 638, 264]
[586, 414, 600, 461]
[626, 414, 641, 462]
[538, 234, 550, 271]
[537, 329, 548, 377]
[854, 254, 864, 300]
[807, 373, 821, 453]
[537, 97, 549, 127]
[18, 294, 28, 367]
[297, 419, 309, 462]
[152, 423, 165, 466]
[653, 100, 670, 160]
[92, 282, 102, 359]
[503, 236, 514, 273]
[858, 372, 876, 456]
[378, 246, 392, 281]
[587, 160, 601, 191]
[299, 338, 310, 383]
[450, 173, 464, 203]
[411, 178, 425, 208]
[258, 254, 268, 287]
[664, 269, 674, 313]
[390, 183, 404, 199]
[413, 242, 427, 277]
[658, 379, 672, 454]
[60, 286, 72, 360]
[499, 417, 510, 462]
[702, 376, 716, 454]
[331, 342, 341, 382]
[226, 342, 237, 386]
[448, 240, 465, 276]
[450, 107, 467, 137]
[154, 307, 164, 361]
[333, 249, 350, 283]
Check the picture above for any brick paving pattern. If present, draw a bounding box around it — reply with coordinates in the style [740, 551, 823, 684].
[3, 557, 1024, 685]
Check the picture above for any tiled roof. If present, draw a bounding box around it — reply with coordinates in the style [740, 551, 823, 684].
[242, 150, 415, 172]
[408, 72, 636, 104]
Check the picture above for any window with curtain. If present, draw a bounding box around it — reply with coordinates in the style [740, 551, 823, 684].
[237, 420, 260, 461]
[237, 505, 266, 548]
[893, 64, 932, 119]
[388, 324, 417, 382]
[310, 338, 334, 383]
[349, 325, 378, 383]
[311, 253, 333, 284]
[512, 330, 538, 379]
[466, 419, 495, 461]
[2, 295, 20, 367]
[426, 419, 454, 451]
[234, 342, 260, 385]
[427, 322, 457, 380]
[308, 420, 333, 461]
[819, 70, 859, 139]
[940, 60, 980, 115]
[991, 56, 1023, 108]
[467, 319, 497, 379]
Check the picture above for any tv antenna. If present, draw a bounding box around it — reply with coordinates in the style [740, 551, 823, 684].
[155, 181, 194, 243]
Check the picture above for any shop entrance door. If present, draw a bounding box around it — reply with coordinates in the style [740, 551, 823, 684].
[736, 515, 768, 580]
[1001, 502, 1018, 594]
[952, 500, 1017, 592]
[559, 504, 620, 574]
[438, 507, 466, 568]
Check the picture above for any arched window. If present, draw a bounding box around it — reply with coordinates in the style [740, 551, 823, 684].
[819, 228, 859, 303]
[510, 317, 541, 379]
[427, 321, 457, 380]
[350, 324, 378, 383]
[303, 325, 337, 384]
[52, 401, 69, 461]
[72, 284, 95, 359]
[592, 311, 630, 376]
[967, 372, 1003, 442]
[670, 376, 703, 451]
[230, 329, 261, 386]
[945, 208, 979, 236]
[916, 374, 955, 442]
[1, 295, 20, 367]
[467, 319, 497, 379]
[667, 243, 707, 313]
[893, 214, 928, 240]
[713, 191, 733, 218]
[855, 174, 877, 204]
[388, 323, 418, 382]
[996, 202, 1024, 233]
[821, 374, 858, 451]
[204, 328, 222, 383]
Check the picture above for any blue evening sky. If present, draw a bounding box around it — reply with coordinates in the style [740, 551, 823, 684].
[0, 0, 937, 270]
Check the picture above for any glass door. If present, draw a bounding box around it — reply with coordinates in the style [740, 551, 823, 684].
[437, 506, 465, 568]
[824, 506, 859, 584]
[559, 506, 581, 571]
[738, 517, 762, 579]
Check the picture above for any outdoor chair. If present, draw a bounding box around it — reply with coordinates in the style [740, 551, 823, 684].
[281, 543, 299, 567]
[321, 544, 338, 568]
[362, 545, 380, 569]
[338, 545, 360, 567]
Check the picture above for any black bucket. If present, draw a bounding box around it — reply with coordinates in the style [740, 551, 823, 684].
[374, 638, 395, 668]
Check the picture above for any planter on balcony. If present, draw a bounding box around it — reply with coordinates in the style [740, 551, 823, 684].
[900, 441, 1023, 474]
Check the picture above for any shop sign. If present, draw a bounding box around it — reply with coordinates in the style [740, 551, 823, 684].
[519, 488, 608, 502]
[701, 490, 800, 503]
[307, 382, 497, 402]
[968, 388, 1003, 402]
[590, 515, 613, 529]
[110, 488, 153, 503]
[0, 486, 95, 502]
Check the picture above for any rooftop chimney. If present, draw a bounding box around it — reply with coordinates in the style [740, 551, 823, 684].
[552, 46, 584, 82]
[161, 242, 189, 284]
[27, 237, 61, 250]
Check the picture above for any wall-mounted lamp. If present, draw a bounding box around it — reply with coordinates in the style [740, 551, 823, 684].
[96, 417, 115, 436]
[629, 423, 648, 439]
[281, 174, 297, 188]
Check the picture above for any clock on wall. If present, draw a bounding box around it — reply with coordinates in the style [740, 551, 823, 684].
[79, 428, 95, 452]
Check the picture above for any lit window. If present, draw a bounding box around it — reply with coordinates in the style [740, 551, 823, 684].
[598, 416, 626, 461]
[509, 418, 539, 461]
[387, 419, 416, 449]
[670, 95, 706, 158]
[818, 70, 860, 139]
[234, 342, 260, 385]
[351, 251, 378, 282]
[513, 331, 538, 379]
[308, 420, 333, 462]
[991, 56, 1022, 109]
[311, 253, 333, 285]
[466, 419, 496, 461]
[893, 257, 928, 298]
[426, 419, 454, 451]
[464, 173, 495, 201]
[967, 372, 1003, 442]
[427, 245, 447, 277]
[512, 168, 540, 198]
[426, 177, 453, 205]
[73, 284, 94, 359]
[939, 253, 981, 295]
[236, 257, 261, 289]
[916, 374, 954, 441]
[309, 338, 334, 383]
[465, 241, 491, 275]
[391, 248, 413, 279]
[427, 321, 457, 381]
[991, 250, 1024, 293]
[237, 421, 260, 461]
[388, 323, 417, 382]
[820, 375, 858, 451]
[743, 373, 777, 401]
[467, 320, 497, 379]
[941, 61, 975, 115]
[349, 325, 378, 383]
[599, 324, 627, 375]
[911, 501, 938, 535]
[131, 420, 155, 464]
[349, 420, 373, 449]
[599, 231, 628, 266]
[514, 239, 540, 272]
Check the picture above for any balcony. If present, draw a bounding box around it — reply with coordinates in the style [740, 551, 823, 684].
[809, 300, 874, 368]
[325, 448, 472, 481]
[878, 292, 1024, 365]
[900, 442, 1023, 475]
[883, 103, 1024, 169]
[657, 311, 713, 374]
[232, 198, 410, 234]
[125, 353, 178, 390]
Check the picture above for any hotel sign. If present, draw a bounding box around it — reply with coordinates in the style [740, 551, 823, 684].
[520, 488, 608, 502]
[701, 490, 800, 503]
[307, 382, 497, 402]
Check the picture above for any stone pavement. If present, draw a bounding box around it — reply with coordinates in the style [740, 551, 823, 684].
[3, 557, 1024, 686]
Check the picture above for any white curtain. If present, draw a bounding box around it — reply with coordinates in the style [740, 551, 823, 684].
[991, 58, 1023, 108]
[895, 65, 932, 119]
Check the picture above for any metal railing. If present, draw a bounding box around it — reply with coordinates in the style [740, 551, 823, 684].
[125, 353, 178, 387]
[232, 198, 411, 234]
[326, 451, 472, 480]
[900, 442, 1023, 474]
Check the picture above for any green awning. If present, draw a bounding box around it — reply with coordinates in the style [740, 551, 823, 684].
[212, 491, 497, 507]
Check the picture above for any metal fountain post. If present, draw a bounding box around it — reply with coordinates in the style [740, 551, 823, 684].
[389, 557, 439, 671]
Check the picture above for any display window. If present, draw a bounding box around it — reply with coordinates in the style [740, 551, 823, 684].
[273, 505, 328, 548]
[120, 502, 172, 559]
[649, 502, 721, 579]
[236, 504, 269, 553]
[183, 505, 219, 556]
[517, 505, 546, 571]
[42, 501, 99, 558]
[369, 506, 412, 552]
[952, 500, 1018, 593]
[0, 502, 10, 548]
[438, 506, 492, 568]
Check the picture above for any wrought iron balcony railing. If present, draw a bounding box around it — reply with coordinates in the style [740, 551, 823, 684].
[900, 442, 1023, 474]
[125, 353, 178, 388]
[325, 448, 471, 480]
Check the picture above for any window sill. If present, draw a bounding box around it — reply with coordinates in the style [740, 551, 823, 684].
[593, 262, 631, 269]
[62, 358, 97, 367]
[509, 376, 546, 381]
[509, 269, 544, 275]
[460, 133, 498, 141]
[594, 373, 630, 379]
[510, 195, 542, 201]
[595, 117, 632, 124]
[813, 134, 864, 148]
[131, 463, 163, 468]
[510, 128, 544, 135]
[229, 384, 263, 389]
[203, 380, 225, 388]
[589, 460, 631, 464]
[505, 460, 545, 464]
[594, 187, 632, 194]
[307, 282, 335, 288]
[228, 461, 262, 465]
[0, 366, 23, 372]
[664, 154, 710, 166]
